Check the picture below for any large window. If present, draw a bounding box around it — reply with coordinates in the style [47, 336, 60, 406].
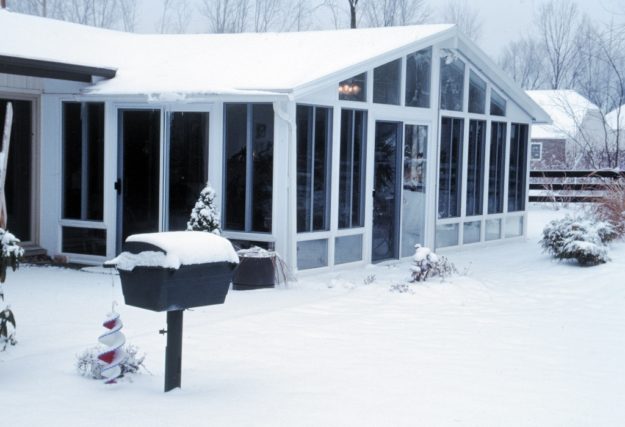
[466, 120, 486, 216]
[224, 103, 273, 233]
[168, 112, 209, 231]
[440, 57, 465, 111]
[405, 47, 431, 108]
[339, 109, 367, 229]
[339, 73, 367, 102]
[296, 105, 332, 233]
[491, 90, 506, 116]
[468, 71, 486, 114]
[63, 102, 104, 221]
[488, 122, 507, 214]
[508, 123, 529, 212]
[438, 117, 464, 219]
[373, 59, 401, 105]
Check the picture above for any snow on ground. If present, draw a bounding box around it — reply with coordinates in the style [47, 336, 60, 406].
[1, 206, 624, 426]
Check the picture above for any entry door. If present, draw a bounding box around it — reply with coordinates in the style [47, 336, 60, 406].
[0, 99, 33, 242]
[118, 109, 161, 248]
[372, 121, 402, 262]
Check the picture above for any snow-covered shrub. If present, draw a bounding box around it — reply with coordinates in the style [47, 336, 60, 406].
[410, 245, 456, 282]
[591, 177, 625, 238]
[0, 228, 23, 351]
[389, 283, 413, 294]
[187, 183, 221, 235]
[76, 344, 146, 381]
[540, 215, 615, 266]
[363, 274, 376, 285]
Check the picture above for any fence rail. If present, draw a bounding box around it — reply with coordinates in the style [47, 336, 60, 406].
[529, 170, 625, 203]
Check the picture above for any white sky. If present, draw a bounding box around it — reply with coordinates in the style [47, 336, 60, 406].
[135, 0, 623, 58]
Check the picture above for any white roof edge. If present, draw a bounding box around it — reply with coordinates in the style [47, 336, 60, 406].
[455, 33, 551, 124]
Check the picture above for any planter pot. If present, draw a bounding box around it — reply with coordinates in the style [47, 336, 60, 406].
[232, 256, 275, 290]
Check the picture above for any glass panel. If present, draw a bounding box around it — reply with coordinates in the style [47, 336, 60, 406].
[0, 99, 32, 241]
[251, 104, 273, 232]
[224, 104, 274, 233]
[296, 105, 332, 233]
[436, 223, 459, 248]
[63, 102, 105, 221]
[338, 73, 367, 102]
[402, 124, 428, 257]
[438, 117, 464, 219]
[224, 104, 247, 231]
[339, 109, 367, 229]
[468, 71, 486, 114]
[490, 90, 506, 116]
[485, 218, 501, 241]
[508, 123, 528, 212]
[405, 47, 431, 108]
[463, 221, 481, 244]
[168, 112, 209, 231]
[440, 57, 465, 111]
[120, 109, 160, 242]
[335, 234, 363, 264]
[372, 122, 401, 261]
[505, 216, 523, 238]
[531, 143, 542, 160]
[62, 227, 106, 256]
[488, 122, 507, 214]
[466, 120, 486, 216]
[297, 239, 328, 270]
[373, 58, 401, 105]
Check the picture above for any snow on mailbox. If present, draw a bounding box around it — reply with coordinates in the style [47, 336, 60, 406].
[108, 231, 239, 311]
[106, 231, 239, 392]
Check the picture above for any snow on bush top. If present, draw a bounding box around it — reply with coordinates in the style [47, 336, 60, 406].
[107, 231, 239, 271]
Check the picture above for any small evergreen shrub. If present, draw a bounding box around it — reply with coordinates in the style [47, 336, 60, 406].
[410, 245, 457, 282]
[187, 183, 221, 234]
[0, 228, 23, 351]
[540, 215, 615, 266]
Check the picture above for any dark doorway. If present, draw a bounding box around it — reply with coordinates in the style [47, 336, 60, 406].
[0, 99, 32, 242]
[118, 109, 161, 248]
[372, 121, 402, 262]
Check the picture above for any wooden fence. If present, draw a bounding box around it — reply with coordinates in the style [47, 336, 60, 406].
[529, 170, 625, 203]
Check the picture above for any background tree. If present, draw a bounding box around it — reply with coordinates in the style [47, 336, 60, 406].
[199, 0, 250, 33]
[498, 37, 545, 90]
[157, 0, 192, 33]
[364, 0, 430, 28]
[440, 0, 482, 42]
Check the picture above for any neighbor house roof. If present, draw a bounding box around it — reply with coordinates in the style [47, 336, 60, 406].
[527, 90, 600, 139]
[606, 105, 625, 130]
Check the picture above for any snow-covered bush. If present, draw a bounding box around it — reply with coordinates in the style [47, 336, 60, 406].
[187, 183, 221, 235]
[410, 245, 456, 282]
[0, 228, 23, 351]
[389, 283, 413, 294]
[591, 177, 625, 238]
[76, 344, 146, 381]
[540, 215, 616, 266]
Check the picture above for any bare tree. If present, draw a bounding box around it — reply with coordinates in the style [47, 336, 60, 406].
[254, 0, 281, 32]
[498, 37, 545, 90]
[348, 0, 357, 28]
[200, 0, 250, 33]
[118, 0, 137, 32]
[536, 0, 582, 89]
[364, 0, 430, 28]
[440, 0, 482, 42]
[7, 0, 64, 18]
[157, 0, 192, 33]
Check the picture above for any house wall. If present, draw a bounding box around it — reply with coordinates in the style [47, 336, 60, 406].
[530, 138, 566, 170]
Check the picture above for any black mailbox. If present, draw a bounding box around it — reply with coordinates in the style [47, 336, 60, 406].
[119, 241, 236, 312]
[107, 231, 239, 392]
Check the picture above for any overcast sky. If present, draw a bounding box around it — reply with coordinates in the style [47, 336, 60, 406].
[134, 0, 623, 58]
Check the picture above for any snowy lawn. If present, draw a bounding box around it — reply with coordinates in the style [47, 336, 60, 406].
[1, 206, 624, 426]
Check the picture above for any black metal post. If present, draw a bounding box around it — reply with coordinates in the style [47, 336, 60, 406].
[164, 310, 183, 392]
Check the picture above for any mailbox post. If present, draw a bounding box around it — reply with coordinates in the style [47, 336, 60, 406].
[107, 231, 239, 392]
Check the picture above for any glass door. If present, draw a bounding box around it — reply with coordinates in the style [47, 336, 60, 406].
[372, 121, 402, 262]
[118, 109, 161, 248]
[401, 124, 428, 257]
[0, 99, 33, 242]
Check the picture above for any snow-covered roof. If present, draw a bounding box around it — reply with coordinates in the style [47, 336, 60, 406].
[527, 90, 599, 139]
[0, 9, 453, 96]
[606, 105, 625, 130]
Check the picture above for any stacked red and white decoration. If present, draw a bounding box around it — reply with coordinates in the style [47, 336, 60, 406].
[97, 311, 127, 384]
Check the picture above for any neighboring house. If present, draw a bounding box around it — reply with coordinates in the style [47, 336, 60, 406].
[0, 10, 549, 272]
[526, 90, 608, 170]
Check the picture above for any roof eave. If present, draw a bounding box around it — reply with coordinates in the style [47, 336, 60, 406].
[0, 54, 116, 83]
